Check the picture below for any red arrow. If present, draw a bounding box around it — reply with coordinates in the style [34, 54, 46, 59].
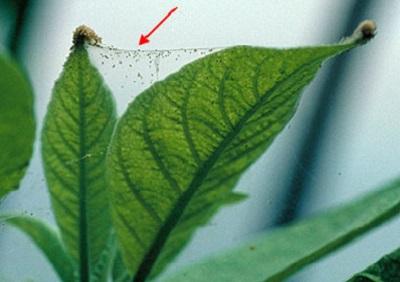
[138, 7, 178, 46]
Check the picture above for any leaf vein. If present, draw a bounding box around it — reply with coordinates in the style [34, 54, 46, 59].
[181, 71, 202, 166]
[142, 108, 182, 194]
[116, 144, 163, 224]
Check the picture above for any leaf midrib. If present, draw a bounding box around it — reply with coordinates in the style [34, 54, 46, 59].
[133, 54, 329, 281]
[77, 47, 89, 282]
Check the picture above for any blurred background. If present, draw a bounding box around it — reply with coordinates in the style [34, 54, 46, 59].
[0, 1, 400, 281]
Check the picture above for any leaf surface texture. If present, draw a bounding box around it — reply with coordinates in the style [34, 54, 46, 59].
[42, 45, 116, 280]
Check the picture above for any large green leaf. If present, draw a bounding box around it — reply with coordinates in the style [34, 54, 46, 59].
[108, 27, 372, 279]
[163, 179, 400, 282]
[0, 52, 35, 199]
[0, 214, 75, 282]
[41, 44, 117, 280]
[348, 247, 400, 282]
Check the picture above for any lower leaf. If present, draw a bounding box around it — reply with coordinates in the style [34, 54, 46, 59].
[0, 215, 76, 282]
[161, 178, 400, 282]
[347, 247, 400, 282]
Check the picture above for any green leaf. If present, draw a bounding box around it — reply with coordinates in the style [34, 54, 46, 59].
[112, 250, 131, 282]
[91, 230, 118, 282]
[108, 34, 368, 279]
[162, 179, 400, 282]
[0, 52, 35, 199]
[0, 214, 76, 282]
[347, 248, 400, 282]
[41, 45, 117, 280]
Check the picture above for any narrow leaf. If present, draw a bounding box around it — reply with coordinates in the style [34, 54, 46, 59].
[0, 52, 35, 199]
[41, 32, 117, 281]
[0, 214, 76, 282]
[348, 248, 400, 282]
[163, 179, 400, 282]
[108, 23, 374, 280]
